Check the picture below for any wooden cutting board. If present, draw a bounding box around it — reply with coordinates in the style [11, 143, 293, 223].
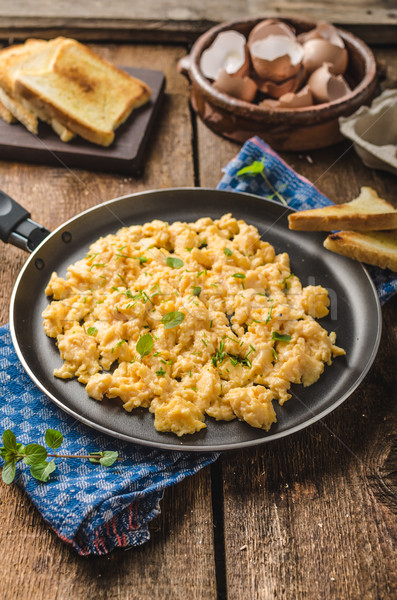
[0, 67, 165, 175]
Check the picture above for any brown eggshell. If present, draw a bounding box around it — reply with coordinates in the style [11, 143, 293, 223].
[259, 98, 281, 109]
[248, 19, 296, 46]
[254, 65, 305, 99]
[298, 22, 345, 48]
[278, 85, 313, 108]
[302, 39, 348, 75]
[250, 35, 304, 82]
[308, 63, 351, 103]
[213, 70, 258, 102]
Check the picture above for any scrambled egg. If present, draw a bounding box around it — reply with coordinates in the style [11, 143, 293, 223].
[43, 214, 345, 436]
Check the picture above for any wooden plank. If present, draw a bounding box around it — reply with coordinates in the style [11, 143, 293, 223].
[0, 0, 396, 44]
[0, 44, 217, 600]
[197, 46, 397, 600]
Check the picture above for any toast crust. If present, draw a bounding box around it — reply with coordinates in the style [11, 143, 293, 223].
[324, 230, 397, 271]
[289, 187, 397, 231]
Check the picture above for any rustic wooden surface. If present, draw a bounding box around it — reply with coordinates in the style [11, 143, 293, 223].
[0, 41, 396, 600]
[0, 0, 396, 43]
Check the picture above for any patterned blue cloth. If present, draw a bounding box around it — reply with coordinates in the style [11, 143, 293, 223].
[218, 136, 397, 304]
[0, 324, 218, 555]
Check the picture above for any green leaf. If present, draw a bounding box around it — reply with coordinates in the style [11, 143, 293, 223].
[0, 446, 6, 459]
[237, 160, 264, 177]
[224, 248, 233, 256]
[162, 311, 185, 329]
[87, 327, 98, 336]
[99, 451, 119, 467]
[166, 256, 184, 269]
[88, 451, 119, 466]
[271, 332, 291, 342]
[45, 429, 64, 450]
[193, 286, 201, 297]
[30, 460, 56, 483]
[232, 273, 246, 279]
[23, 443, 48, 465]
[136, 333, 153, 359]
[2, 460, 16, 484]
[2, 430, 17, 451]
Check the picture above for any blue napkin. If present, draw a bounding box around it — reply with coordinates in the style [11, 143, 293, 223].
[0, 324, 218, 555]
[217, 136, 397, 304]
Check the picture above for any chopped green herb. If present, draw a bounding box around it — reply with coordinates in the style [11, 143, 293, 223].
[232, 273, 245, 279]
[156, 368, 166, 377]
[87, 327, 97, 336]
[139, 256, 148, 264]
[166, 256, 184, 269]
[193, 286, 201, 297]
[224, 247, 233, 256]
[197, 271, 204, 278]
[89, 263, 105, 271]
[116, 340, 127, 348]
[111, 286, 119, 292]
[272, 348, 278, 361]
[210, 320, 213, 328]
[153, 351, 161, 357]
[125, 289, 133, 298]
[118, 274, 127, 284]
[202, 338, 208, 347]
[272, 332, 291, 342]
[186, 247, 193, 252]
[265, 299, 274, 324]
[162, 311, 185, 329]
[136, 334, 153, 360]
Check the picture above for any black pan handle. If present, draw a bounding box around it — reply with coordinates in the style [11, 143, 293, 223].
[0, 189, 50, 253]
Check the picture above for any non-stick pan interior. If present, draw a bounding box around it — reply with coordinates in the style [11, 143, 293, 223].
[10, 188, 381, 450]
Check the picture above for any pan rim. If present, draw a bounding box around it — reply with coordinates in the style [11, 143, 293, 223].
[9, 187, 382, 452]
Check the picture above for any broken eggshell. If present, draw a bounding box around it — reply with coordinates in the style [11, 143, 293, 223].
[250, 35, 304, 82]
[303, 38, 348, 75]
[200, 30, 250, 81]
[255, 65, 305, 99]
[213, 69, 258, 102]
[308, 63, 351, 103]
[298, 22, 345, 48]
[278, 85, 313, 108]
[247, 19, 296, 46]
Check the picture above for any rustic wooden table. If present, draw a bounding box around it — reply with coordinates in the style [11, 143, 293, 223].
[0, 7, 396, 599]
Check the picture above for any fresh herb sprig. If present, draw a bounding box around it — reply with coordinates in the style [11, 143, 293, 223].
[237, 159, 288, 207]
[0, 429, 119, 485]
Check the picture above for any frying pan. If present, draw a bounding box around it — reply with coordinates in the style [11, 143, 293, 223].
[1, 187, 382, 451]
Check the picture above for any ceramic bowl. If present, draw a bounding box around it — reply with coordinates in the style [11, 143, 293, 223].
[179, 17, 378, 151]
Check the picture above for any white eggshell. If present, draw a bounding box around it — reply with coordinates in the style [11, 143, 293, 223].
[248, 19, 296, 46]
[200, 30, 250, 80]
[213, 70, 258, 102]
[303, 39, 348, 75]
[250, 35, 304, 82]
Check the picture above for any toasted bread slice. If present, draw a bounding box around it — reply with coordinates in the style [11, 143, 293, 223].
[0, 38, 75, 140]
[289, 187, 397, 231]
[0, 98, 16, 123]
[15, 38, 151, 146]
[324, 230, 397, 271]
